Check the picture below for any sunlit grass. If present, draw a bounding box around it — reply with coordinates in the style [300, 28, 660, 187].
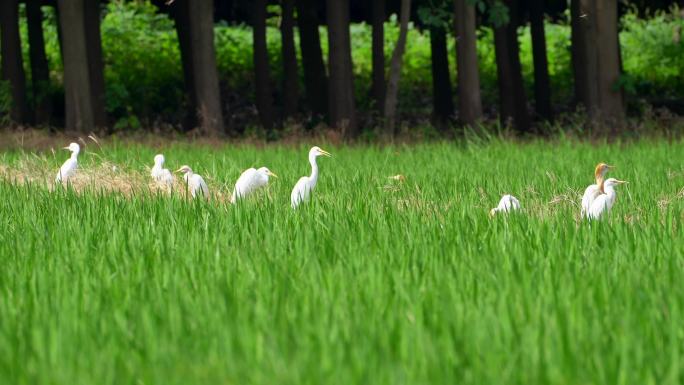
[1, 138, 684, 384]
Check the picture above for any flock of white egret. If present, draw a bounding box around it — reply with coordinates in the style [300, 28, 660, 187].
[54, 143, 626, 218]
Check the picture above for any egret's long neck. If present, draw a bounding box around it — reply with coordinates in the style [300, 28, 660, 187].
[71, 150, 79, 160]
[604, 185, 617, 207]
[309, 154, 319, 185]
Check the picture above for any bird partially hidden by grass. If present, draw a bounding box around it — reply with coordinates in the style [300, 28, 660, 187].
[151, 154, 174, 187]
[55, 142, 80, 184]
[587, 178, 628, 220]
[176, 165, 209, 199]
[490, 194, 521, 216]
[581, 163, 614, 218]
[291, 146, 331, 209]
[230, 166, 277, 203]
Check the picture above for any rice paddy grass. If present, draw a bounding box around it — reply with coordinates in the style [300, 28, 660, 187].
[1, 137, 684, 385]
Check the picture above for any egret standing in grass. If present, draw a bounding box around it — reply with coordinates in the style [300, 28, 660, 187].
[176, 165, 209, 199]
[581, 163, 613, 218]
[587, 178, 628, 220]
[151, 154, 174, 186]
[290, 146, 332, 209]
[490, 194, 521, 216]
[55, 142, 80, 184]
[230, 167, 277, 203]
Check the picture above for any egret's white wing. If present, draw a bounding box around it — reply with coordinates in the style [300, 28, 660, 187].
[192, 174, 209, 199]
[587, 194, 609, 220]
[290, 176, 311, 209]
[581, 184, 601, 218]
[159, 169, 174, 185]
[231, 168, 258, 203]
[56, 158, 78, 183]
[496, 194, 521, 212]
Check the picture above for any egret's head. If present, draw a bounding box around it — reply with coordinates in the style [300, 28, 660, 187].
[594, 163, 614, 181]
[309, 146, 332, 158]
[154, 154, 165, 165]
[175, 165, 192, 174]
[257, 167, 277, 178]
[63, 142, 80, 154]
[602, 178, 628, 189]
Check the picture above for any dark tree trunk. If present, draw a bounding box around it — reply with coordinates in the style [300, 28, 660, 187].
[430, 26, 454, 127]
[253, 0, 274, 131]
[57, 0, 94, 131]
[453, 0, 482, 126]
[188, 0, 225, 135]
[326, 0, 357, 136]
[26, 0, 52, 125]
[493, 0, 530, 133]
[383, 0, 411, 136]
[0, 0, 29, 124]
[529, 0, 552, 120]
[84, 0, 107, 129]
[172, 0, 197, 131]
[371, 0, 386, 113]
[281, 0, 299, 118]
[296, 0, 328, 116]
[572, 0, 624, 127]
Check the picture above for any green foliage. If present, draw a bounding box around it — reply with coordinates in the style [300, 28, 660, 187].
[18, 1, 684, 127]
[2, 140, 684, 383]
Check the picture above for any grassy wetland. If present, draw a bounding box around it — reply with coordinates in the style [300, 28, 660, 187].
[1, 137, 684, 384]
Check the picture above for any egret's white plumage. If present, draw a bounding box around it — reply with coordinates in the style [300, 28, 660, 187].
[151, 154, 174, 186]
[231, 166, 277, 203]
[55, 142, 80, 183]
[587, 178, 627, 220]
[290, 146, 331, 209]
[176, 165, 209, 199]
[490, 194, 521, 216]
[581, 163, 613, 218]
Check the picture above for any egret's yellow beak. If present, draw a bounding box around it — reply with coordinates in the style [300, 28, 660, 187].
[616, 179, 628, 184]
[319, 149, 332, 157]
[268, 171, 278, 178]
[175, 168, 184, 173]
[62, 146, 70, 150]
[606, 164, 615, 169]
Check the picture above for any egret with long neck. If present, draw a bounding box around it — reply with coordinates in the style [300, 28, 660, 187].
[55, 142, 80, 184]
[581, 163, 614, 218]
[587, 178, 628, 220]
[290, 146, 332, 209]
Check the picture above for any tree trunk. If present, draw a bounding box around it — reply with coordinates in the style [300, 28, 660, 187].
[529, 0, 552, 120]
[173, 0, 197, 131]
[572, 0, 624, 126]
[493, 0, 530, 133]
[430, 26, 454, 127]
[281, 0, 299, 118]
[57, 0, 94, 131]
[383, 0, 411, 136]
[253, 0, 274, 131]
[371, 0, 386, 113]
[188, 0, 225, 135]
[326, 0, 357, 137]
[0, 0, 29, 124]
[26, 0, 52, 125]
[84, 0, 107, 129]
[453, 0, 482, 126]
[296, 0, 328, 116]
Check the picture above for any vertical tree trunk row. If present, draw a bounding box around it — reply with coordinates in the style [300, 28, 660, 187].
[253, 0, 274, 131]
[26, 0, 52, 125]
[84, 0, 107, 129]
[296, 0, 328, 117]
[371, 0, 386, 113]
[453, 0, 482, 126]
[529, 0, 552, 120]
[327, 0, 358, 137]
[383, 0, 411, 136]
[281, 0, 300, 118]
[0, 0, 29, 124]
[430, 26, 454, 127]
[173, 0, 198, 131]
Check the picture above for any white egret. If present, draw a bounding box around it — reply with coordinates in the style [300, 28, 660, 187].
[230, 166, 277, 203]
[176, 165, 209, 199]
[587, 178, 627, 220]
[55, 142, 80, 184]
[290, 146, 332, 209]
[151, 154, 174, 186]
[581, 163, 613, 218]
[490, 194, 521, 216]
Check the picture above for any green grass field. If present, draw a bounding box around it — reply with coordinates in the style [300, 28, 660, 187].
[1, 138, 684, 384]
